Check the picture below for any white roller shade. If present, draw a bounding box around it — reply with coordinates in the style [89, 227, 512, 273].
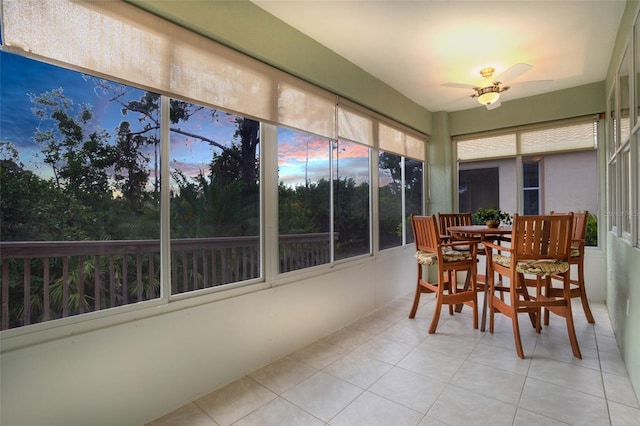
[520, 121, 596, 154]
[457, 134, 517, 160]
[379, 123, 405, 156]
[337, 105, 374, 146]
[1, 0, 336, 139]
[405, 134, 426, 161]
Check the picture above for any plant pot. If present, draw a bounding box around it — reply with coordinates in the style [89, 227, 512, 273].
[486, 220, 499, 228]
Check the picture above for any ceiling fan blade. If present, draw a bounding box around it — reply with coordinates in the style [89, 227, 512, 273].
[495, 63, 532, 83]
[442, 82, 477, 89]
[486, 99, 501, 110]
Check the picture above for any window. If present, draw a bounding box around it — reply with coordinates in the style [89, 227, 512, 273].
[277, 128, 332, 273]
[608, 34, 635, 244]
[169, 103, 261, 293]
[0, 53, 162, 328]
[0, 0, 427, 331]
[522, 160, 541, 215]
[455, 117, 598, 245]
[459, 168, 499, 213]
[334, 139, 371, 260]
[404, 158, 424, 244]
[378, 124, 426, 250]
[378, 151, 403, 249]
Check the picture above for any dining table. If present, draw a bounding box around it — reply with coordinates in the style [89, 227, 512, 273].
[447, 224, 512, 331]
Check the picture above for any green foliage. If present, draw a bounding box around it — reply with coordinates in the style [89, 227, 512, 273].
[585, 213, 598, 246]
[472, 207, 513, 225]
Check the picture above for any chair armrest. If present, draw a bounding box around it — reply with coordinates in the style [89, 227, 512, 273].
[440, 240, 478, 248]
[483, 240, 513, 252]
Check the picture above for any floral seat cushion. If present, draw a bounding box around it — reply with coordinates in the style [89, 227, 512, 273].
[450, 242, 484, 252]
[492, 254, 570, 277]
[415, 249, 473, 266]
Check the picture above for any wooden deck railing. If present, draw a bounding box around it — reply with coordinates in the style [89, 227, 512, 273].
[0, 233, 335, 330]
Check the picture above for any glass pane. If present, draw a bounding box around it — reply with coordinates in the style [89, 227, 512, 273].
[405, 159, 423, 243]
[334, 139, 370, 260]
[621, 147, 631, 234]
[169, 105, 260, 293]
[278, 128, 331, 272]
[458, 168, 499, 214]
[522, 162, 539, 188]
[619, 43, 631, 144]
[379, 151, 403, 249]
[523, 189, 540, 215]
[0, 52, 161, 329]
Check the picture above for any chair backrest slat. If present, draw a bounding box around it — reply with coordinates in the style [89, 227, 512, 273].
[437, 213, 472, 239]
[512, 213, 573, 260]
[411, 215, 440, 252]
[551, 210, 588, 245]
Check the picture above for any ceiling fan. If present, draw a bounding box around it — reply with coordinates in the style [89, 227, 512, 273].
[443, 63, 548, 110]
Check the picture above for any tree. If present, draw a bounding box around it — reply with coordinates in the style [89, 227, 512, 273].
[30, 89, 117, 208]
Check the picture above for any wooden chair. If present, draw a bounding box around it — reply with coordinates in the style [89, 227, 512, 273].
[438, 212, 474, 242]
[408, 215, 479, 333]
[546, 211, 595, 324]
[484, 213, 582, 359]
[438, 212, 500, 331]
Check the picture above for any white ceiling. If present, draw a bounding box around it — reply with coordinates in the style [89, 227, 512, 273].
[253, 0, 626, 112]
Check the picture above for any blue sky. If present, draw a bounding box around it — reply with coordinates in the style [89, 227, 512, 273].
[1, 50, 371, 188]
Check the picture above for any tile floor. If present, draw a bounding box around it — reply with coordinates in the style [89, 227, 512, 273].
[147, 293, 640, 426]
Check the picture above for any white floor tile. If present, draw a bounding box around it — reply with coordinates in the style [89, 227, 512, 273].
[353, 335, 414, 364]
[290, 340, 348, 370]
[450, 360, 526, 405]
[368, 366, 446, 413]
[232, 397, 324, 426]
[603, 372, 640, 408]
[329, 391, 423, 426]
[512, 407, 568, 425]
[145, 403, 216, 426]
[281, 371, 363, 422]
[519, 377, 609, 425]
[608, 400, 640, 426]
[528, 357, 605, 398]
[249, 356, 317, 394]
[323, 351, 393, 389]
[397, 346, 466, 383]
[194, 377, 276, 426]
[427, 385, 517, 426]
[147, 300, 639, 426]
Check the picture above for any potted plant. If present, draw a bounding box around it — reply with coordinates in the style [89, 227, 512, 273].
[472, 207, 512, 228]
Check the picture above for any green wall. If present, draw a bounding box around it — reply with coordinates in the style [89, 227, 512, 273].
[130, 0, 638, 400]
[605, 0, 640, 404]
[127, 0, 432, 136]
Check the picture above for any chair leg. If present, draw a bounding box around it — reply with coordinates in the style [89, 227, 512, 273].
[447, 271, 454, 316]
[428, 294, 443, 334]
[480, 282, 488, 332]
[577, 261, 595, 324]
[563, 278, 582, 359]
[544, 277, 551, 326]
[408, 265, 422, 318]
[472, 287, 479, 330]
[511, 312, 525, 359]
[579, 286, 595, 324]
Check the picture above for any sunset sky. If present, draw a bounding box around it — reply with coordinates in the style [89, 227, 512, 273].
[1, 50, 371, 188]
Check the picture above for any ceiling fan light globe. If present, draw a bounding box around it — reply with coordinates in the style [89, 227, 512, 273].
[478, 91, 500, 105]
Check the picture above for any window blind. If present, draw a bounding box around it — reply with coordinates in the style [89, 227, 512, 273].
[520, 121, 597, 154]
[337, 105, 374, 146]
[0, 0, 336, 139]
[456, 117, 596, 161]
